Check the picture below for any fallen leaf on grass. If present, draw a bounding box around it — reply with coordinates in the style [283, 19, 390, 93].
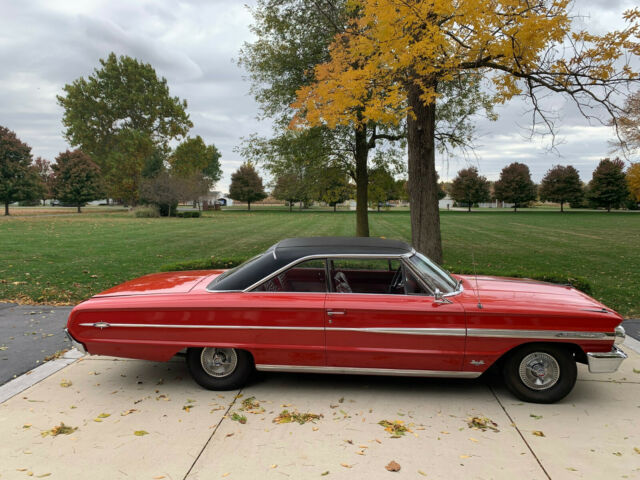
[385, 461, 401, 472]
[378, 420, 410, 438]
[134, 430, 149, 436]
[532, 431, 545, 437]
[230, 412, 247, 424]
[41, 422, 77, 437]
[467, 416, 499, 432]
[273, 409, 322, 425]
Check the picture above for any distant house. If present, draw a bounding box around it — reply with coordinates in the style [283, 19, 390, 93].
[439, 195, 454, 210]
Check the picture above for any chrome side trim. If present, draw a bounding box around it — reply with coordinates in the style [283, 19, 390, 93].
[77, 323, 465, 336]
[255, 364, 481, 378]
[467, 328, 613, 341]
[78, 323, 324, 331]
[326, 327, 466, 336]
[587, 346, 627, 373]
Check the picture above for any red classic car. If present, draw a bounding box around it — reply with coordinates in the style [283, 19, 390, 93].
[65, 237, 626, 403]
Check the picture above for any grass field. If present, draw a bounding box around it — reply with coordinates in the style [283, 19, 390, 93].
[0, 209, 638, 317]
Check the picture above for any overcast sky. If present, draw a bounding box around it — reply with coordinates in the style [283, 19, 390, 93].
[1, 0, 637, 192]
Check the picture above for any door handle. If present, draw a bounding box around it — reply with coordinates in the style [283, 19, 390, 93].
[327, 310, 345, 316]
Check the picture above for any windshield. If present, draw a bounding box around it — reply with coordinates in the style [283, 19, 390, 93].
[407, 252, 458, 294]
[208, 254, 264, 288]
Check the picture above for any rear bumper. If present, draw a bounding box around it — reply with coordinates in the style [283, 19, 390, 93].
[64, 328, 87, 355]
[587, 346, 627, 373]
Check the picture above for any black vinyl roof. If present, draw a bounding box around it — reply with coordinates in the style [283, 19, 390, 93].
[208, 237, 413, 291]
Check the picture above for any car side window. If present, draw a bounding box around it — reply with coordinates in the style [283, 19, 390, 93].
[253, 259, 327, 293]
[327, 258, 401, 294]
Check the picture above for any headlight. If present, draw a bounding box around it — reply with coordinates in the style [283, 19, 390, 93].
[614, 325, 625, 345]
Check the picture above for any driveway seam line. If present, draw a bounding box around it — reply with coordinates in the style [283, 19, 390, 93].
[489, 385, 552, 480]
[182, 388, 243, 480]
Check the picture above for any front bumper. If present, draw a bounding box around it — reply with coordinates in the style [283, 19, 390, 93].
[587, 346, 627, 373]
[64, 328, 87, 355]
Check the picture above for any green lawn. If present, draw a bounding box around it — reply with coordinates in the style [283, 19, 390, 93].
[0, 209, 638, 317]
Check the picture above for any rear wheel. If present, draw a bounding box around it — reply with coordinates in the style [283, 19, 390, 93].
[502, 344, 577, 403]
[186, 347, 253, 390]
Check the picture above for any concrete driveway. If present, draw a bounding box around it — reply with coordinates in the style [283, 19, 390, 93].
[1, 340, 639, 480]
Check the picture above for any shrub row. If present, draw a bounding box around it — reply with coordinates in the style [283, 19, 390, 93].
[131, 206, 160, 218]
[160, 257, 246, 272]
[161, 257, 592, 295]
[177, 211, 202, 218]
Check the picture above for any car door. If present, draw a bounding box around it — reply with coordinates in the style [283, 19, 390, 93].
[239, 258, 328, 368]
[324, 257, 466, 372]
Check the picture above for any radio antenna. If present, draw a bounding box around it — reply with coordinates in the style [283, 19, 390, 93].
[472, 252, 483, 309]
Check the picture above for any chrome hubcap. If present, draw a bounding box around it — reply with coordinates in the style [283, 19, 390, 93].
[200, 348, 238, 378]
[518, 352, 560, 390]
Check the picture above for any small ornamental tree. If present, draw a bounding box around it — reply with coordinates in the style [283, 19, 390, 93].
[539, 165, 584, 213]
[627, 163, 640, 202]
[449, 167, 490, 212]
[494, 163, 537, 212]
[229, 162, 267, 211]
[33, 157, 54, 205]
[272, 173, 303, 211]
[588, 158, 629, 212]
[368, 166, 399, 212]
[52, 150, 104, 213]
[0, 126, 41, 215]
[317, 167, 354, 212]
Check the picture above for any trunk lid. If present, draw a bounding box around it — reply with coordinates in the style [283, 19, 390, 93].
[94, 270, 223, 297]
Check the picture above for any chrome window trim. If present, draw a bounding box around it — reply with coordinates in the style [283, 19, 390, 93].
[255, 364, 481, 378]
[242, 252, 414, 293]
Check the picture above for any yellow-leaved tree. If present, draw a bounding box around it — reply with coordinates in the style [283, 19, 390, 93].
[292, 0, 640, 262]
[628, 163, 640, 202]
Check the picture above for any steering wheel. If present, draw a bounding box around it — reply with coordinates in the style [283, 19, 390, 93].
[387, 267, 404, 294]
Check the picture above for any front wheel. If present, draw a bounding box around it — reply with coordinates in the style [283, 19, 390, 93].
[186, 347, 253, 390]
[502, 344, 577, 403]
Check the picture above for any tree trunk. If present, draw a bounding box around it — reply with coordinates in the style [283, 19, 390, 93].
[514, 205, 517, 212]
[77, 203, 82, 213]
[248, 201, 251, 211]
[407, 82, 442, 263]
[333, 204, 337, 212]
[377, 203, 381, 213]
[354, 125, 370, 237]
[4, 201, 9, 216]
[607, 203, 611, 213]
[468, 203, 471, 213]
[560, 201, 564, 213]
[289, 202, 292, 212]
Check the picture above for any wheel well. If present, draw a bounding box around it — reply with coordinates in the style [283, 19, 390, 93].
[492, 342, 588, 370]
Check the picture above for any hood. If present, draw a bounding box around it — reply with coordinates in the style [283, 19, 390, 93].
[456, 274, 618, 314]
[94, 270, 223, 297]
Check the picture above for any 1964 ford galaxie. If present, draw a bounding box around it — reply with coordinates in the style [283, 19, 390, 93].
[65, 237, 626, 403]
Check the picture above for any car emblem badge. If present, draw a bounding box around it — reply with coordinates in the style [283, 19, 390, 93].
[470, 360, 485, 366]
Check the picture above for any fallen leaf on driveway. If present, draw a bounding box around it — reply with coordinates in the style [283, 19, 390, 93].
[41, 422, 77, 437]
[418, 470, 427, 476]
[385, 461, 401, 472]
[532, 431, 545, 437]
[340, 463, 352, 468]
[321, 471, 329, 476]
[529, 414, 543, 420]
[379, 420, 409, 437]
[134, 430, 149, 436]
[273, 409, 322, 424]
[121, 409, 137, 416]
[467, 416, 499, 432]
[634, 447, 640, 454]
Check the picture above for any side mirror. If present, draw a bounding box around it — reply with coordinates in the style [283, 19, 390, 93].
[434, 288, 452, 304]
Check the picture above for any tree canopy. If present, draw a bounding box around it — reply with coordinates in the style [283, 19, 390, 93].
[0, 126, 40, 215]
[52, 149, 103, 213]
[291, 0, 639, 261]
[539, 165, 584, 212]
[57, 53, 192, 201]
[627, 163, 640, 202]
[494, 162, 537, 212]
[589, 158, 629, 212]
[229, 162, 267, 210]
[450, 167, 491, 212]
[170, 136, 222, 187]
